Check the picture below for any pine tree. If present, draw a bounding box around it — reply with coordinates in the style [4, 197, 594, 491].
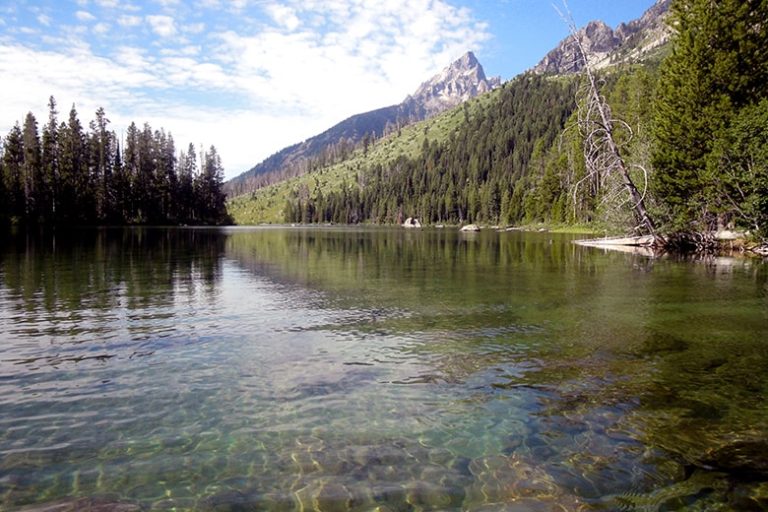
[653, 0, 768, 230]
[178, 143, 197, 224]
[123, 122, 140, 222]
[59, 105, 87, 222]
[22, 113, 42, 221]
[0, 140, 6, 222]
[89, 107, 112, 222]
[3, 123, 25, 219]
[41, 96, 59, 221]
[197, 145, 228, 224]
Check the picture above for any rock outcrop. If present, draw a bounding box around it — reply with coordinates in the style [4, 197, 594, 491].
[533, 0, 672, 75]
[402, 51, 501, 119]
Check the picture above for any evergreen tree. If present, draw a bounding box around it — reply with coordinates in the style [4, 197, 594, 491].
[41, 96, 59, 221]
[59, 105, 87, 222]
[157, 131, 177, 222]
[0, 140, 6, 222]
[3, 123, 25, 219]
[137, 123, 157, 222]
[652, 0, 768, 229]
[123, 122, 140, 222]
[112, 140, 128, 223]
[197, 145, 228, 224]
[89, 107, 113, 222]
[178, 143, 197, 224]
[710, 98, 768, 237]
[20, 113, 42, 221]
[2, 98, 230, 226]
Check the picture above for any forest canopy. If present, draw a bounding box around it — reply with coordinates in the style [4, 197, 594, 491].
[0, 97, 230, 226]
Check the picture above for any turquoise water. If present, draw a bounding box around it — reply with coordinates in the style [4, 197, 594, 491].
[0, 227, 766, 511]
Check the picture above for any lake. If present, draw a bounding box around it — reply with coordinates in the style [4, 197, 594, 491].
[0, 227, 766, 511]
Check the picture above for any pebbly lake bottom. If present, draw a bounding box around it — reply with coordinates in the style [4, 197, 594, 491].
[0, 226, 766, 511]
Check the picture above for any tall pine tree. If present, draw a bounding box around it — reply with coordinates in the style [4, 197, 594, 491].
[41, 96, 59, 221]
[652, 0, 768, 230]
[3, 123, 25, 219]
[22, 113, 42, 221]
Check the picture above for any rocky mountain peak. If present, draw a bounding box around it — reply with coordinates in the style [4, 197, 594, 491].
[404, 51, 502, 119]
[533, 0, 671, 75]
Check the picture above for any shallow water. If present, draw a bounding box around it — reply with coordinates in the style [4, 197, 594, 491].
[0, 227, 766, 511]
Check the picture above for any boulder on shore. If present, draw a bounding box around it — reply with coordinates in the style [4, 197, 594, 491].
[403, 217, 422, 228]
[460, 224, 480, 232]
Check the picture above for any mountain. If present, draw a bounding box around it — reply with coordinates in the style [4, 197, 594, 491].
[402, 51, 501, 119]
[224, 51, 500, 197]
[532, 0, 671, 75]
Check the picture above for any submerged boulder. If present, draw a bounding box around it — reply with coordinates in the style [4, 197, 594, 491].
[16, 497, 143, 512]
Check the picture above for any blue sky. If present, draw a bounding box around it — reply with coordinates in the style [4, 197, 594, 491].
[0, 0, 657, 180]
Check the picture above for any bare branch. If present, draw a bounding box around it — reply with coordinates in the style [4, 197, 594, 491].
[557, 0, 657, 236]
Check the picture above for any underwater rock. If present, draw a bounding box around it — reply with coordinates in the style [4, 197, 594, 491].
[293, 479, 358, 512]
[635, 332, 689, 356]
[15, 497, 144, 512]
[701, 438, 768, 476]
[404, 480, 456, 509]
[466, 453, 585, 509]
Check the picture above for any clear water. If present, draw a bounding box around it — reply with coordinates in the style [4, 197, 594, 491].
[0, 227, 766, 511]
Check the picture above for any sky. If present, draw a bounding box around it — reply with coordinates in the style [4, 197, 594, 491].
[0, 0, 656, 180]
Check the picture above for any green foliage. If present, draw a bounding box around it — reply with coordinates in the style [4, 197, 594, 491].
[709, 99, 768, 237]
[652, 0, 768, 230]
[278, 75, 579, 226]
[2, 123, 25, 219]
[0, 98, 230, 226]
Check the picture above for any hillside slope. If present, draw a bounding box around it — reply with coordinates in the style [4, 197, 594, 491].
[227, 87, 500, 224]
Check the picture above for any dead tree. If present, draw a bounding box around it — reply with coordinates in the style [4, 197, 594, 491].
[557, 3, 658, 238]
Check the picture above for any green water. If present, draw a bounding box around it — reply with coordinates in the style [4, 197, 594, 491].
[0, 227, 766, 511]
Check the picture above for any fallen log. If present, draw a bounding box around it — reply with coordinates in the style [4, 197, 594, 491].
[574, 235, 657, 247]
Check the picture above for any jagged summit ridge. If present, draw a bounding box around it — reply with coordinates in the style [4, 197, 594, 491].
[405, 51, 501, 119]
[533, 0, 671, 75]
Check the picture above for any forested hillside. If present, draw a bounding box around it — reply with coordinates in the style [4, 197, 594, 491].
[0, 97, 230, 226]
[231, 70, 647, 229]
[283, 74, 578, 225]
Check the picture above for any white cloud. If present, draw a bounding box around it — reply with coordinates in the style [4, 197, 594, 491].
[37, 14, 52, 26]
[184, 22, 205, 34]
[93, 22, 110, 35]
[76, 10, 96, 22]
[265, 4, 300, 31]
[147, 15, 176, 37]
[117, 15, 142, 27]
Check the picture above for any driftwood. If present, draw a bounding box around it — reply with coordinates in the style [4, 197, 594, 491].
[574, 235, 656, 247]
